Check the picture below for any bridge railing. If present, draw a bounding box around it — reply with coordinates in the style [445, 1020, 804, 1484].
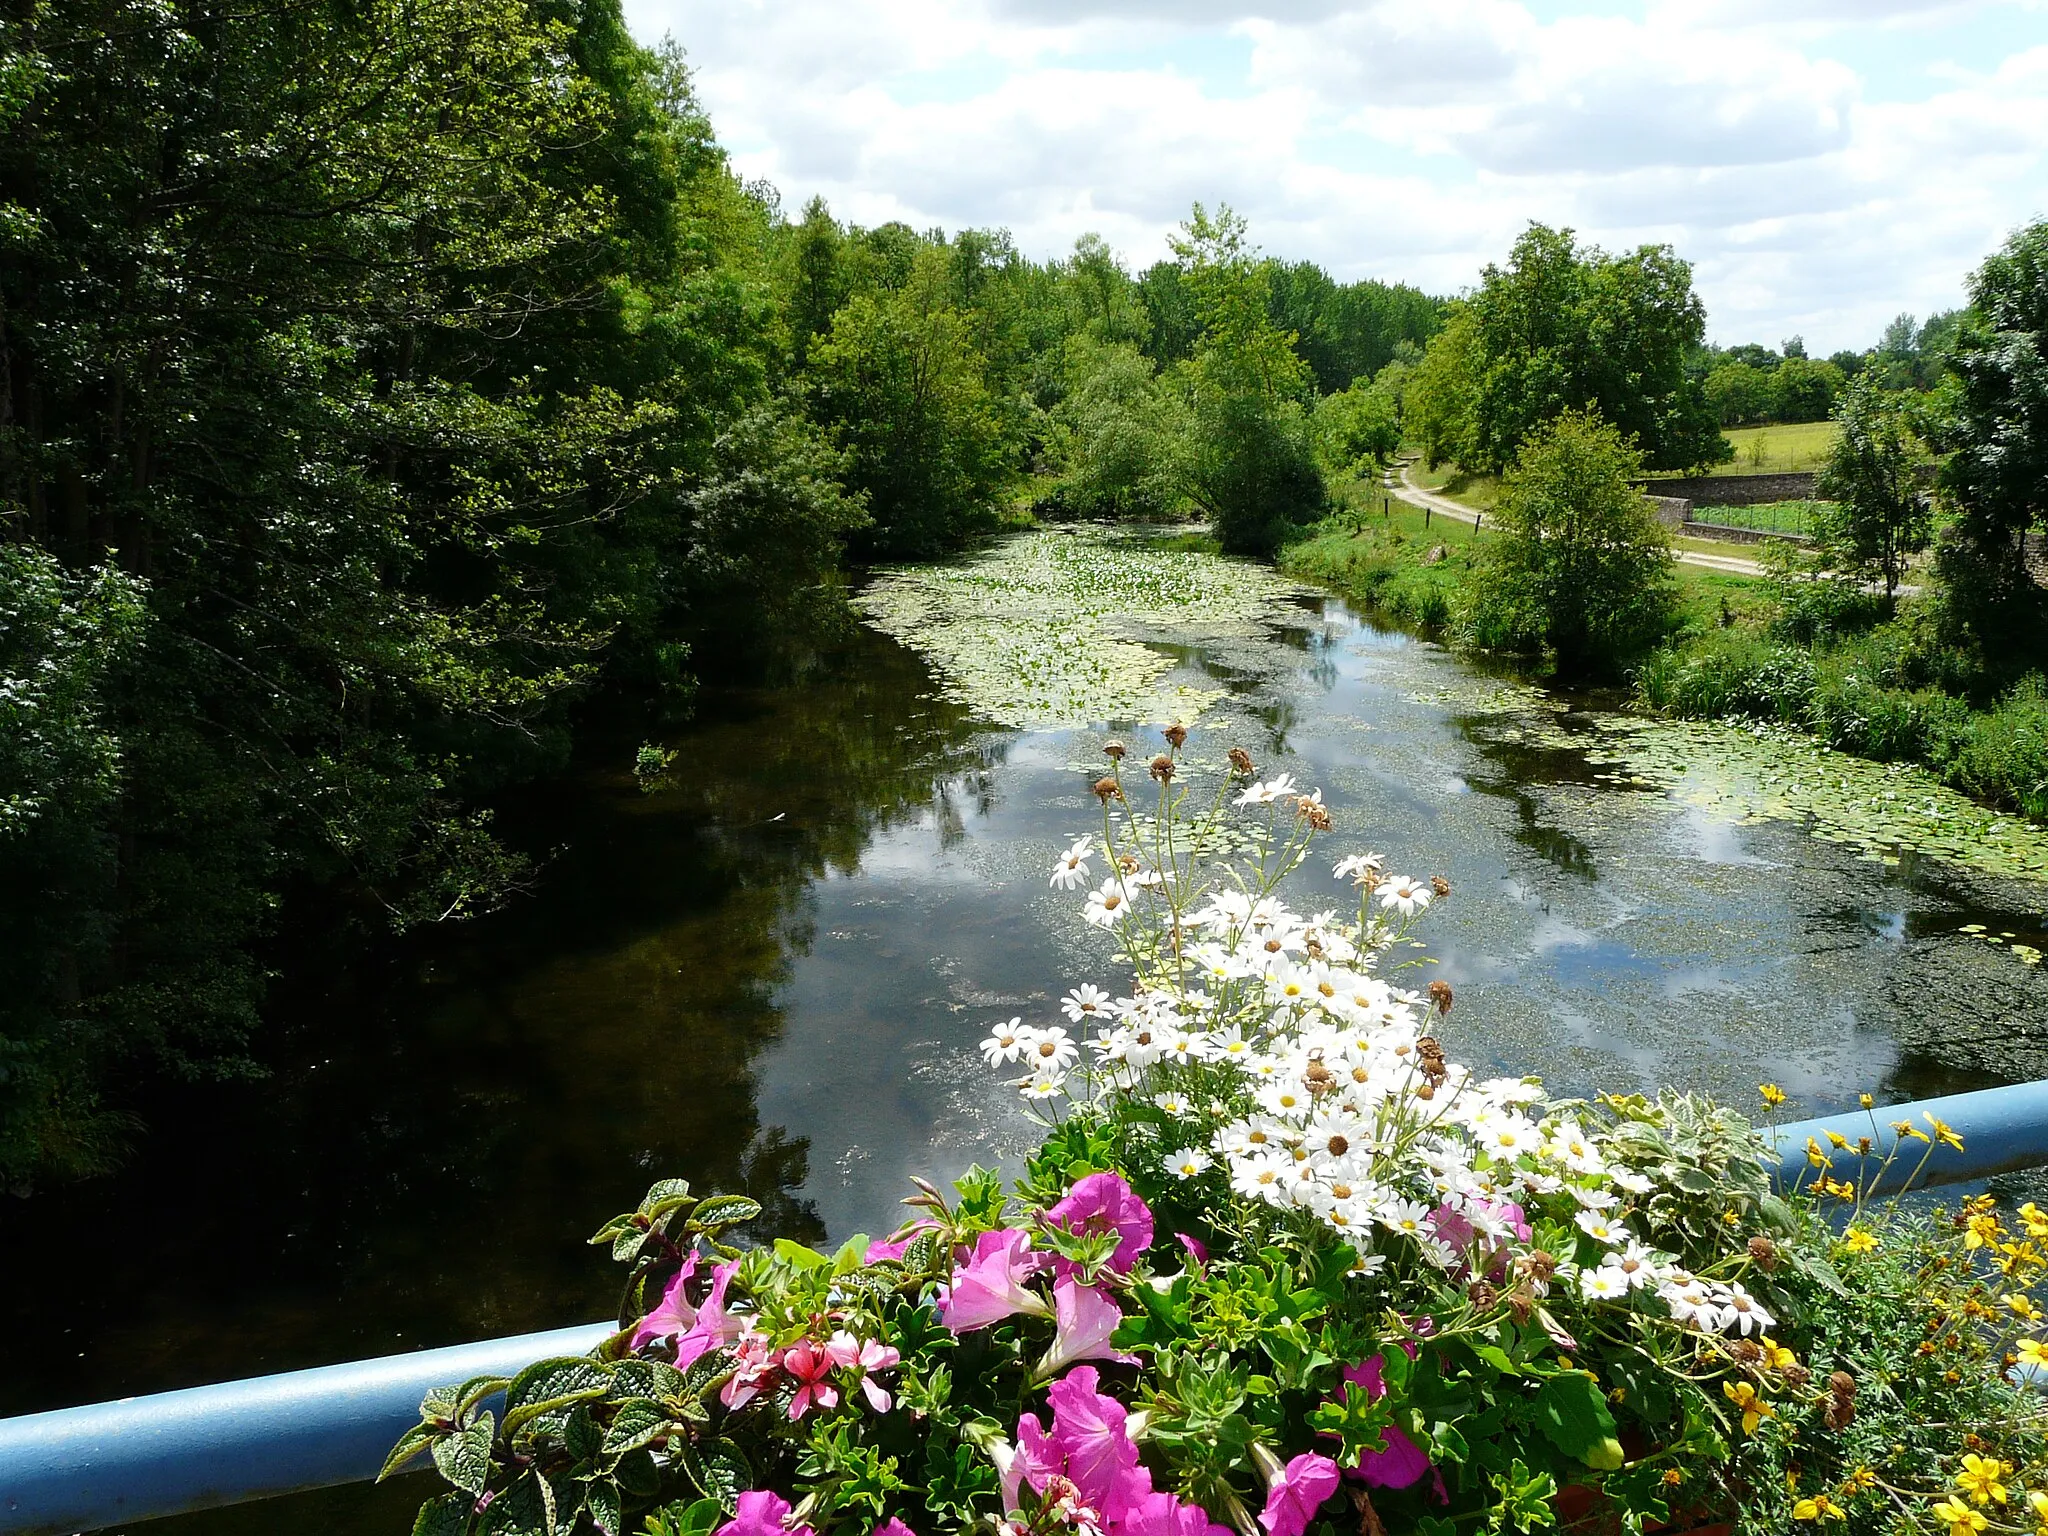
[6, 1082, 2048, 1536]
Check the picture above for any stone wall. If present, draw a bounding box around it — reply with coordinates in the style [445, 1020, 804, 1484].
[1638, 472, 1817, 506]
[1643, 495, 1691, 529]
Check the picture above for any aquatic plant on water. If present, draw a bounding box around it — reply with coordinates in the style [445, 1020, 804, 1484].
[388, 732, 2048, 1536]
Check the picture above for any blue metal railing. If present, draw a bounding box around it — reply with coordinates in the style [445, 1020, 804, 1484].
[8, 1082, 2048, 1535]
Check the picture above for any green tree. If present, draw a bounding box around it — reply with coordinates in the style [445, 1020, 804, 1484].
[1169, 205, 1324, 556]
[813, 247, 1016, 557]
[1048, 339, 1186, 519]
[1770, 357, 1845, 423]
[1313, 377, 1401, 478]
[1935, 220, 2048, 651]
[1706, 362, 1772, 426]
[1466, 411, 1676, 674]
[1407, 308, 1482, 469]
[1435, 224, 1724, 474]
[1815, 377, 1931, 602]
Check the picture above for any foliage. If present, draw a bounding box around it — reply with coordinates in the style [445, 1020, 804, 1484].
[1815, 377, 1932, 601]
[813, 248, 1020, 559]
[394, 743, 2048, 1536]
[1413, 225, 1726, 476]
[1933, 219, 2048, 658]
[1465, 412, 1677, 674]
[1312, 380, 1402, 480]
[1047, 340, 1189, 520]
[1170, 207, 1327, 557]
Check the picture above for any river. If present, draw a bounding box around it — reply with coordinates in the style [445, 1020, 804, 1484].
[4, 527, 2046, 1534]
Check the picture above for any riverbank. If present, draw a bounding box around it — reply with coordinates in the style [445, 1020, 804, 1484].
[1279, 495, 2048, 827]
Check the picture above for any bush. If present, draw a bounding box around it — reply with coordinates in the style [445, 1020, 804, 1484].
[1936, 676, 2048, 820]
[1465, 411, 1676, 675]
[1635, 631, 1816, 721]
[390, 744, 2048, 1536]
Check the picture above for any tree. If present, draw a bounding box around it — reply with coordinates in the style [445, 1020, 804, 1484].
[1934, 220, 2048, 650]
[1769, 357, 1845, 423]
[813, 247, 1016, 558]
[1169, 206, 1325, 555]
[1407, 308, 1482, 469]
[1707, 362, 1772, 426]
[1815, 378, 1931, 602]
[1465, 411, 1677, 674]
[1049, 339, 1186, 519]
[1313, 377, 1401, 478]
[1416, 224, 1725, 474]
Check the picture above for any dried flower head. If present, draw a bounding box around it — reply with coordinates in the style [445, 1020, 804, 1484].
[1092, 777, 1123, 802]
[1747, 1235, 1780, 1271]
[1227, 747, 1255, 776]
[1103, 742, 1127, 760]
[1431, 876, 1451, 899]
[1782, 1363, 1811, 1390]
[1467, 1280, 1499, 1310]
[1163, 723, 1189, 750]
[1729, 1338, 1763, 1366]
[1427, 980, 1454, 1016]
[1149, 755, 1175, 783]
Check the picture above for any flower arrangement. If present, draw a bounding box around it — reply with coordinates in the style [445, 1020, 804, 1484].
[388, 730, 2048, 1536]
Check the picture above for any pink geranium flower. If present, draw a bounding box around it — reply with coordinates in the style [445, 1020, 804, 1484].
[779, 1338, 838, 1419]
[629, 1252, 701, 1352]
[826, 1330, 902, 1411]
[716, 1491, 812, 1536]
[865, 1221, 938, 1264]
[1039, 1277, 1137, 1377]
[1042, 1173, 1155, 1278]
[940, 1228, 1050, 1334]
[720, 1328, 778, 1411]
[1259, 1452, 1340, 1536]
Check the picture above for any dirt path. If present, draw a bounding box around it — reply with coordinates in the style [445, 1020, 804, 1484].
[1394, 464, 1768, 578]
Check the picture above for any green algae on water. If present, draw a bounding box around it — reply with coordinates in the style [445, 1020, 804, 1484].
[857, 527, 1310, 729]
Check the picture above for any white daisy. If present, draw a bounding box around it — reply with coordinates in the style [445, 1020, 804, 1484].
[1048, 836, 1094, 891]
[979, 1018, 1027, 1067]
[1082, 877, 1131, 928]
[1061, 984, 1115, 1023]
[1168, 1149, 1213, 1178]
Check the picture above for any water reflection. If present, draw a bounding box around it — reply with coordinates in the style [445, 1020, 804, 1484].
[6, 550, 2048, 1536]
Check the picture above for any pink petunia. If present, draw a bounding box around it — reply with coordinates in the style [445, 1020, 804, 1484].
[1334, 1355, 1447, 1503]
[864, 1221, 938, 1265]
[940, 1228, 1051, 1334]
[1013, 1366, 1151, 1521]
[670, 1260, 745, 1371]
[874, 1521, 919, 1536]
[715, 1490, 812, 1536]
[1258, 1452, 1341, 1536]
[1175, 1233, 1210, 1272]
[1042, 1173, 1155, 1279]
[628, 1252, 701, 1352]
[1116, 1489, 1237, 1536]
[1039, 1277, 1137, 1377]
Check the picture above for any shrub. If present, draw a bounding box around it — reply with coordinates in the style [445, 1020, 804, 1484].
[1937, 676, 2048, 820]
[1635, 631, 1816, 721]
[390, 742, 2048, 1536]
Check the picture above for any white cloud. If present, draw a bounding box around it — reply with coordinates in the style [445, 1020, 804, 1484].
[625, 0, 2048, 353]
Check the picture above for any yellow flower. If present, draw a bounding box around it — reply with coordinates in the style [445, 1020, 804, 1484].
[1957, 1454, 2010, 1506]
[1926, 1113, 1965, 1152]
[2028, 1489, 2048, 1525]
[1806, 1137, 1832, 1169]
[2007, 1293, 2044, 1323]
[1844, 1467, 1877, 1495]
[1760, 1336, 1797, 1371]
[1723, 1379, 1773, 1435]
[2017, 1338, 2048, 1369]
[1859, 1092, 1874, 1108]
[1842, 1226, 1879, 1254]
[1894, 1118, 1931, 1144]
[1760, 1083, 1787, 1107]
[1826, 1130, 1850, 1149]
[1792, 1495, 1846, 1522]
[1933, 1495, 1989, 1536]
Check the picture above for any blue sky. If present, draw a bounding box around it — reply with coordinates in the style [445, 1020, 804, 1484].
[622, 0, 2048, 354]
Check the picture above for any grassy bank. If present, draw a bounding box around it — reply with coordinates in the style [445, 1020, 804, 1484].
[1281, 500, 2048, 826]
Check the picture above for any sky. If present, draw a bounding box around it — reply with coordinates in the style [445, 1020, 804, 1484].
[620, 0, 2048, 356]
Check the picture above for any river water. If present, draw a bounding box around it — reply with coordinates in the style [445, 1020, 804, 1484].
[5, 532, 2048, 1534]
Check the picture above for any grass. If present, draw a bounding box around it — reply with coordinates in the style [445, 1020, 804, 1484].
[1690, 499, 1829, 537]
[1404, 461, 1506, 511]
[1279, 499, 1486, 631]
[1649, 421, 1839, 478]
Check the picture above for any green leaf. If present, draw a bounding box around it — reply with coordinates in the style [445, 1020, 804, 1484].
[1533, 1374, 1623, 1470]
[431, 1413, 495, 1499]
[502, 1359, 611, 1436]
[382, 1423, 442, 1482]
[615, 1447, 663, 1500]
[691, 1438, 751, 1511]
[772, 1238, 828, 1271]
[412, 1492, 474, 1536]
[691, 1195, 763, 1230]
[603, 1398, 670, 1457]
[638, 1178, 692, 1214]
[584, 1479, 622, 1536]
[563, 1404, 603, 1463]
[479, 1475, 549, 1536]
[1472, 1344, 1519, 1377]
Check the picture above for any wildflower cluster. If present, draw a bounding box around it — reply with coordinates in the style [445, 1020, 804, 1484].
[391, 730, 2048, 1536]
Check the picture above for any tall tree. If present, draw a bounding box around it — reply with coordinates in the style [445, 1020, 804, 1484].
[1816, 377, 1931, 602]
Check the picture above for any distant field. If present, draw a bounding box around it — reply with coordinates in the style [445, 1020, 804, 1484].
[1701, 421, 1838, 476]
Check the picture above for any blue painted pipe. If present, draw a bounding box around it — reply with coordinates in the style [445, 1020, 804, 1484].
[1765, 1080, 2048, 1195]
[0, 1320, 613, 1536]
